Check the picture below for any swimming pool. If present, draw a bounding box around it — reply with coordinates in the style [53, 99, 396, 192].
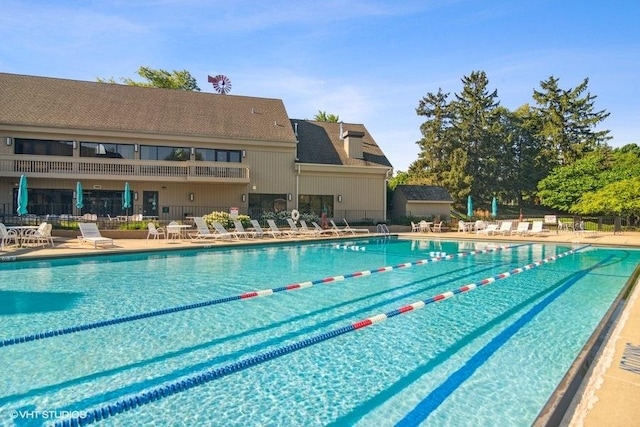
[1, 237, 638, 426]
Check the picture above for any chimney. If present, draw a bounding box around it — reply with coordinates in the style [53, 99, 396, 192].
[342, 129, 364, 159]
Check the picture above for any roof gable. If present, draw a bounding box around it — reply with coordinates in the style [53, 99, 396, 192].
[292, 120, 392, 168]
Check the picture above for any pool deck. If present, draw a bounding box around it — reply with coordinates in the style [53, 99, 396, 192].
[1, 229, 639, 426]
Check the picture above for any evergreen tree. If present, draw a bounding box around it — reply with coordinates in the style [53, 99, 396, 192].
[532, 76, 610, 165]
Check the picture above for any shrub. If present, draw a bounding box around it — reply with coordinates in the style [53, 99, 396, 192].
[203, 211, 251, 229]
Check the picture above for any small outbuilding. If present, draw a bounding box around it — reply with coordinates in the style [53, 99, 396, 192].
[392, 185, 453, 220]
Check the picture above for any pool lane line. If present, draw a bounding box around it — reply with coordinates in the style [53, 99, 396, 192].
[1, 243, 526, 349]
[53, 245, 587, 427]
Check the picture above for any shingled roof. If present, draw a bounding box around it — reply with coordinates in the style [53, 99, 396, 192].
[292, 120, 392, 168]
[395, 185, 453, 202]
[0, 72, 297, 143]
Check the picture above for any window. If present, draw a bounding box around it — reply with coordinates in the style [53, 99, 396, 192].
[14, 138, 73, 156]
[298, 195, 334, 217]
[140, 145, 190, 161]
[248, 194, 287, 217]
[195, 148, 241, 163]
[79, 142, 135, 159]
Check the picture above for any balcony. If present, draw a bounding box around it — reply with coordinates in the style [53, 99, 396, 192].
[0, 155, 250, 183]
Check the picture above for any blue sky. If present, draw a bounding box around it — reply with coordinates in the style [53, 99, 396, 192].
[1, 1, 638, 172]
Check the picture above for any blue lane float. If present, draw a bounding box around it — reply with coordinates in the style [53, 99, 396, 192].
[53, 245, 590, 427]
[1, 243, 527, 349]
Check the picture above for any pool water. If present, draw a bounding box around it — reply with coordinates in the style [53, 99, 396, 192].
[0, 238, 638, 426]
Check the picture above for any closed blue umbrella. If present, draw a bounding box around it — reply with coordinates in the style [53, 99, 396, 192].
[466, 195, 473, 218]
[122, 182, 132, 213]
[76, 181, 84, 210]
[17, 174, 28, 216]
[491, 196, 498, 218]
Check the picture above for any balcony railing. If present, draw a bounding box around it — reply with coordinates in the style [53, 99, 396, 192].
[0, 155, 250, 183]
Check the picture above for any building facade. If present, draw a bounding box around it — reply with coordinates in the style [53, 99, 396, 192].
[0, 73, 393, 223]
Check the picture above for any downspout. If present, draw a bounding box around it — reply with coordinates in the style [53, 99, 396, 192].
[296, 163, 300, 210]
[384, 169, 392, 222]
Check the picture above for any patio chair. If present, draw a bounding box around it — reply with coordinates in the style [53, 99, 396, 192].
[411, 221, 420, 232]
[525, 221, 549, 236]
[266, 219, 292, 238]
[166, 221, 182, 240]
[430, 221, 444, 232]
[77, 222, 114, 248]
[190, 217, 222, 240]
[498, 221, 513, 235]
[249, 220, 267, 238]
[24, 222, 55, 247]
[233, 220, 258, 238]
[477, 223, 499, 235]
[147, 222, 165, 240]
[312, 221, 341, 236]
[286, 218, 315, 237]
[343, 219, 370, 234]
[211, 221, 240, 240]
[301, 220, 334, 236]
[511, 221, 530, 236]
[0, 223, 18, 250]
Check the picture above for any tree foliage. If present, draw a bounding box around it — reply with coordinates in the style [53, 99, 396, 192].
[538, 145, 640, 215]
[97, 66, 200, 91]
[409, 71, 611, 212]
[314, 111, 340, 122]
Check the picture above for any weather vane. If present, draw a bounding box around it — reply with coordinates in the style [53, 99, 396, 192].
[207, 74, 232, 95]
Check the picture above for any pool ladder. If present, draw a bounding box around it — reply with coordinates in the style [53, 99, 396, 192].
[376, 223, 390, 237]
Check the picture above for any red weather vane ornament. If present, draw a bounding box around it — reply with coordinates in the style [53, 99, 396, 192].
[208, 74, 232, 94]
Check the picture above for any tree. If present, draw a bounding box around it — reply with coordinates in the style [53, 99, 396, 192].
[97, 66, 200, 91]
[532, 76, 610, 166]
[538, 146, 640, 213]
[314, 111, 340, 122]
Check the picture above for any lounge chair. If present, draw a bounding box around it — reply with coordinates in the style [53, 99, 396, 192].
[301, 220, 334, 236]
[267, 219, 292, 238]
[511, 221, 530, 236]
[525, 221, 549, 236]
[190, 217, 222, 240]
[211, 221, 240, 240]
[286, 218, 315, 237]
[343, 219, 370, 234]
[233, 220, 258, 238]
[249, 220, 267, 238]
[478, 223, 499, 235]
[498, 221, 513, 235]
[312, 221, 340, 236]
[78, 223, 114, 248]
[147, 222, 165, 240]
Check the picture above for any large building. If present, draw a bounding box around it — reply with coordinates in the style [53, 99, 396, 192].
[0, 73, 393, 223]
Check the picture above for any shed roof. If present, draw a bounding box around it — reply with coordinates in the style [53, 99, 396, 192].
[395, 185, 453, 202]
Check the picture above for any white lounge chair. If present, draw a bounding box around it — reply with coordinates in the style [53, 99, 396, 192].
[233, 220, 258, 238]
[511, 222, 530, 236]
[190, 217, 222, 240]
[498, 221, 513, 235]
[249, 220, 267, 238]
[211, 221, 240, 240]
[78, 223, 114, 248]
[266, 219, 292, 238]
[301, 220, 334, 236]
[478, 223, 499, 235]
[525, 221, 549, 236]
[312, 221, 340, 236]
[343, 219, 370, 234]
[286, 218, 315, 237]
